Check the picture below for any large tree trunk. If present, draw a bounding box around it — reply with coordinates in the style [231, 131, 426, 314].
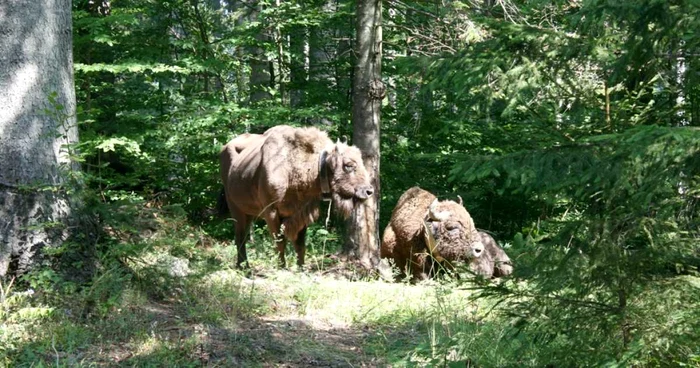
[344, 0, 384, 270]
[0, 0, 79, 277]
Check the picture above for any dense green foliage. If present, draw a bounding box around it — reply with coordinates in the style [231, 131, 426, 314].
[431, 2, 700, 365]
[4, 0, 699, 366]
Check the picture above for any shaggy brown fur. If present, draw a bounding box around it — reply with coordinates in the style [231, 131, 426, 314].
[468, 231, 513, 278]
[220, 125, 373, 268]
[380, 187, 482, 282]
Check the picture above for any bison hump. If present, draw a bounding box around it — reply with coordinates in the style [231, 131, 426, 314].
[293, 129, 324, 153]
[263, 125, 329, 154]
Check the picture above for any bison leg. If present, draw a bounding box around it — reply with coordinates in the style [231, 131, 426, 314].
[234, 214, 253, 269]
[410, 254, 430, 283]
[394, 256, 408, 281]
[265, 214, 288, 268]
[293, 227, 307, 268]
[276, 239, 287, 268]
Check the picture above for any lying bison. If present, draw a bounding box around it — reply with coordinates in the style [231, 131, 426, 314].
[380, 187, 483, 281]
[381, 187, 513, 281]
[219, 125, 374, 268]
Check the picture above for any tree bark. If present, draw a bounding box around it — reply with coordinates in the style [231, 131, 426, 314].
[344, 0, 384, 270]
[0, 0, 79, 277]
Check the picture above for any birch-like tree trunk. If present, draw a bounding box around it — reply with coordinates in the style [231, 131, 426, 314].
[0, 0, 79, 277]
[344, 0, 384, 270]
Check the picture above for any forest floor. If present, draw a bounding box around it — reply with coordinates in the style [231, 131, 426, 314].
[2, 211, 503, 367]
[71, 269, 464, 367]
[4, 266, 485, 367]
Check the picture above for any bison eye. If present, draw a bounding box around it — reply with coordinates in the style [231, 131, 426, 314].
[343, 163, 355, 173]
[445, 223, 459, 231]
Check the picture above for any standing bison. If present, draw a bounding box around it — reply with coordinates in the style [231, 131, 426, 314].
[381, 187, 513, 281]
[219, 125, 374, 268]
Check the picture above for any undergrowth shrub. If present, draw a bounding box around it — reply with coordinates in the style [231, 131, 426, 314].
[450, 126, 700, 367]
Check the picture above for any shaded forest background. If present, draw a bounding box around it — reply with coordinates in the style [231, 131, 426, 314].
[3, 0, 700, 366]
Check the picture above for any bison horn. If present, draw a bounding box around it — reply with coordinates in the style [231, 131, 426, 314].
[457, 195, 463, 206]
[340, 135, 348, 144]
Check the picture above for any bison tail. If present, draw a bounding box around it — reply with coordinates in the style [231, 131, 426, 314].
[217, 188, 229, 218]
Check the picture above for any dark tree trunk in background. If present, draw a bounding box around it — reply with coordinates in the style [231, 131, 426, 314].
[248, 2, 272, 104]
[229, 0, 271, 105]
[0, 0, 79, 277]
[309, 2, 336, 89]
[304, 0, 338, 124]
[344, 0, 384, 271]
[289, 24, 309, 108]
[229, 1, 250, 104]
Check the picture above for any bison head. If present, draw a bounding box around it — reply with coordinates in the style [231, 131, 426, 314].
[422, 199, 483, 262]
[323, 142, 374, 217]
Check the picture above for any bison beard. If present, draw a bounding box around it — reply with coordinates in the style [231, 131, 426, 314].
[331, 192, 355, 219]
[220, 125, 373, 268]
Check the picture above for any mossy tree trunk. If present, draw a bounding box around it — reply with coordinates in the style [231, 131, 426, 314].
[0, 0, 79, 277]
